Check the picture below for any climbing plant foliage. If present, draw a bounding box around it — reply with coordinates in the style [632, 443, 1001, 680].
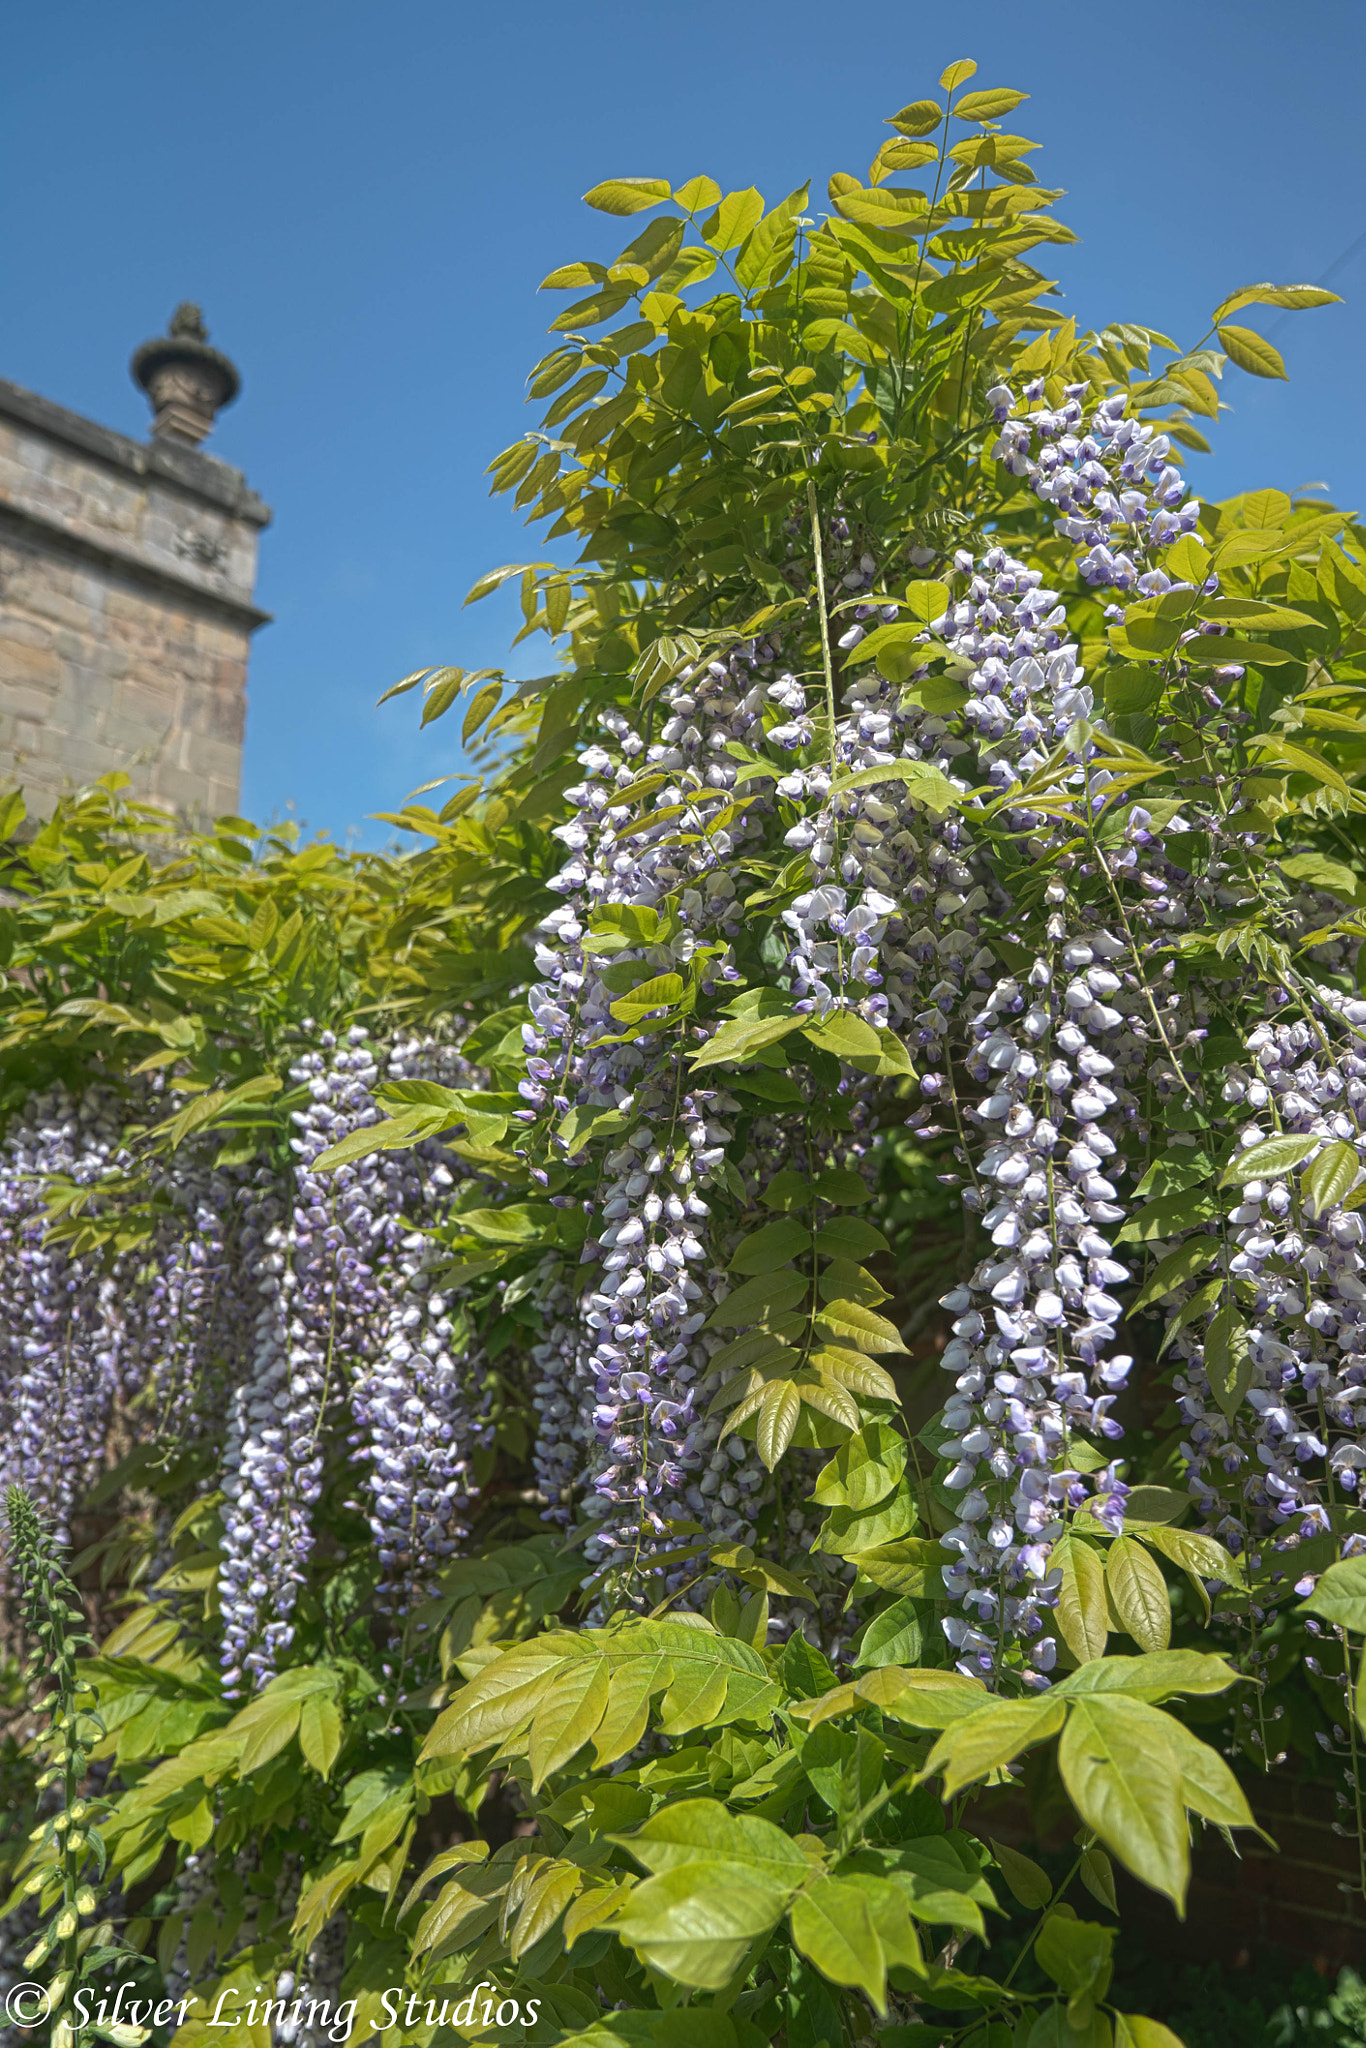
[2, 58, 1366, 2048]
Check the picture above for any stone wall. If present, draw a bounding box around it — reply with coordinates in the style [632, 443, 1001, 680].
[0, 375, 269, 821]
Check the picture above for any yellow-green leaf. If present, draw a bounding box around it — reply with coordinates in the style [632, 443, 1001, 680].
[1105, 1539, 1171, 1653]
[298, 1693, 342, 1780]
[1055, 1535, 1109, 1663]
[528, 1658, 611, 1790]
[1058, 1697, 1189, 1909]
[756, 1380, 802, 1470]
[924, 1696, 1066, 1798]
[791, 1876, 887, 2013]
[1217, 324, 1287, 379]
[584, 177, 673, 216]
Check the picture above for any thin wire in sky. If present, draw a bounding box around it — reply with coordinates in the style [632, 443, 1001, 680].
[1264, 226, 1366, 336]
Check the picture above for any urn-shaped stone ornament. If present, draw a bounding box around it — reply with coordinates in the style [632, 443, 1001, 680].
[131, 302, 241, 446]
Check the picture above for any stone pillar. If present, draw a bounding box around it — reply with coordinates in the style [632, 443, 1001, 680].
[0, 307, 270, 822]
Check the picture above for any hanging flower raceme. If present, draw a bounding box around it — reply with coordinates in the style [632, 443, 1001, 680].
[0, 1085, 136, 1540]
[1169, 998, 1366, 1562]
[932, 910, 1138, 1683]
[221, 1027, 395, 1690]
[523, 643, 795, 1578]
[345, 1030, 491, 1613]
[140, 1142, 251, 1452]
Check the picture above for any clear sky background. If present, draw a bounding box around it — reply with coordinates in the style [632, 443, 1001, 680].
[4, 0, 1364, 844]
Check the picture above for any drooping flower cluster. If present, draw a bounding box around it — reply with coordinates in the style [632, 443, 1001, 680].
[1172, 1000, 1366, 1557]
[990, 380, 1202, 587]
[0, 1085, 136, 1539]
[139, 1143, 250, 1450]
[523, 643, 805, 1573]
[935, 928, 1137, 1680]
[221, 1028, 487, 1687]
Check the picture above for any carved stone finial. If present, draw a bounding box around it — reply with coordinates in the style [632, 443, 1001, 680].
[169, 301, 209, 344]
[131, 305, 240, 447]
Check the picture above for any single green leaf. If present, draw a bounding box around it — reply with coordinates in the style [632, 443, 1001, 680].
[528, 1658, 611, 1789]
[461, 681, 503, 746]
[991, 1839, 1052, 1909]
[233, 1694, 303, 1777]
[731, 1217, 811, 1273]
[1300, 1555, 1366, 1635]
[791, 1876, 887, 2013]
[801, 1009, 884, 1060]
[1203, 1305, 1253, 1418]
[1141, 1530, 1243, 1615]
[817, 1490, 918, 1559]
[1302, 1139, 1362, 1213]
[584, 177, 673, 216]
[816, 1299, 906, 1354]
[1200, 597, 1322, 631]
[621, 1799, 811, 1888]
[953, 87, 1029, 120]
[1058, 1697, 1189, 1908]
[1055, 1535, 1109, 1664]
[702, 187, 765, 252]
[1080, 1847, 1119, 1915]
[887, 99, 944, 137]
[924, 1697, 1067, 1798]
[1115, 2016, 1188, 2048]
[608, 973, 685, 1023]
[1217, 324, 1288, 379]
[831, 758, 960, 814]
[613, 1863, 788, 1988]
[1104, 666, 1165, 716]
[812, 1423, 908, 1510]
[757, 1380, 803, 1469]
[708, 1269, 809, 1329]
[854, 1596, 926, 1671]
[904, 579, 952, 622]
[1130, 1239, 1219, 1311]
[1105, 1539, 1171, 1653]
[1158, 1716, 1260, 1832]
[1116, 1192, 1218, 1243]
[298, 1694, 342, 1781]
[812, 1166, 870, 1207]
[1035, 1913, 1115, 1998]
[691, 1011, 799, 1069]
[1213, 282, 1341, 322]
[675, 174, 722, 212]
[814, 1215, 890, 1260]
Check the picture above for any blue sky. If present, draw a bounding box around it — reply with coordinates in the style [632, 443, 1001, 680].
[4, 0, 1364, 844]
